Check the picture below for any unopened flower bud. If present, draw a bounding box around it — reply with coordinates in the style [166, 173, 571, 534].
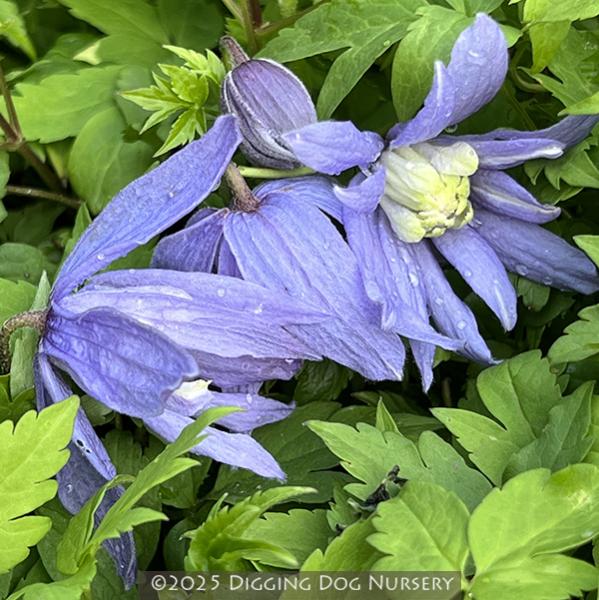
[221, 38, 317, 169]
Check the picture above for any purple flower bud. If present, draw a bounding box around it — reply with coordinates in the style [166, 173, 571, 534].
[221, 48, 317, 169]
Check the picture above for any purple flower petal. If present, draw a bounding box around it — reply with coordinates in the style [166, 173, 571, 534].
[72, 269, 325, 360]
[144, 410, 285, 479]
[151, 208, 225, 272]
[470, 170, 561, 224]
[34, 355, 136, 588]
[461, 115, 599, 150]
[432, 226, 518, 330]
[388, 61, 456, 148]
[53, 115, 241, 300]
[473, 209, 599, 294]
[334, 169, 386, 214]
[256, 176, 344, 221]
[223, 194, 412, 381]
[282, 121, 384, 175]
[410, 240, 495, 364]
[42, 306, 198, 418]
[462, 137, 564, 169]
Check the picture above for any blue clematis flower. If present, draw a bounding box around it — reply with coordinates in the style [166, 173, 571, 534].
[227, 15, 599, 388]
[9, 115, 327, 585]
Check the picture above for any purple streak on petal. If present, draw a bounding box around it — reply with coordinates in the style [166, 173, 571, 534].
[72, 269, 325, 360]
[465, 138, 564, 169]
[151, 208, 225, 272]
[388, 61, 456, 148]
[217, 239, 242, 278]
[43, 306, 198, 418]
[282, 121, 384, 175]
[34, 354, 136, 588]
[224, 195, 413, 381]
[144, 410, 285, 479]
[444, 14, 508, 124]
[53, 115, 241, 300]
[334, 168, 385, 214]
[471, 170, 561, 223]
[255, 176, 344, 221]
[433, 226, 517, 330]
[167, 388, 293, 432]
[460, 115, 599, 150]
[473, 209, 599, 294]
[410, 241, 495, 364]
[190, 350, 302, 388]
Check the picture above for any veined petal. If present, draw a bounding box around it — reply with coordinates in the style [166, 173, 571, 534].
[144, 410, 285, 479]
[459, 115, 599, 150]
[444, 14, 508, 124]
[34, 355, 136, 588]
[463, 138, 564, 169]
[256, 176, 344, 221]
[388, 61, 456, 148]
[53, 115, 241, 300]
[72, 269, 325, 360]
[334, 169, 386, 214]
[282, 121, 384, 175]
[473, 209, 599, 294]
[433, 226, 518, 330]
[223, 195, 409, 380]
[151, 208, 225, 272]
[471, 170, 561, 223]
[167, 384, 293, 432]
[43, 305, 198, 418]
[410, 240, 495, 364]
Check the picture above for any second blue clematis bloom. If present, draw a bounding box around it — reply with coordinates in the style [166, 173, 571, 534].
[226, 14, 599, 388]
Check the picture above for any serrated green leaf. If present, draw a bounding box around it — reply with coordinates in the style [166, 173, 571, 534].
[0, 396, 78, 573]
[524, 0, 599, 22]
[528, 21, 570, 73]
[260, 0, 426, 118]
[469, 465, 599, 600]
[548, 303, 599, 363]
[155, 107, 204, 156]
[185, 487, 315, 571]
[434, 351, 590, 484]
[0, 0, 36, 60]
[68, 107, 154, 214]
[11, 66, 122, 143]
[370, 481, 469, 572]
[391, 7, 471, 120]
[55, 0, 167, 43]
[308, 421, 491, 510]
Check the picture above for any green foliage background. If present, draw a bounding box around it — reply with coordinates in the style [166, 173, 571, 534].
[0, 0, 599, 599]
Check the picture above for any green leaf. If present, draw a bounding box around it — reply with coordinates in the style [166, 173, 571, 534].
[391, 7, 471, 120]
[259, 0, 426, 118]
[308, 420, 491, 510]
[549, 304, 599, 363]
[295, 359, 352, 404]
[433, 351, 591, 484]
[301, 517, 380, 570]
[74, 35, 168, 68]
[0, 396, 78, 573]
[0, 0, 36, 60]
[157, 0, 224, 50]
[55, 0, 167, 43]
[245, 509, 331, 568]
[469, 465, 599, 600]
[155, 106, 204, 156]
[565, 90, 599, 115]
[0, 243, 52, 284]
[575, 234, 599, 268]
[185, 487, 315, 571]
[67, 107, 154, 214]
[12, 66, 122, 143]
[524, 0, 599, 22]
[0, 279, 36, 324]
[370, 481, 469, 572]
[528, 21, 570, 73]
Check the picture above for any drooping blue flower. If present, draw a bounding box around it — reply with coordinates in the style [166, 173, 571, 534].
[21, 115, 328, 585]
[224, 15, 599, 388]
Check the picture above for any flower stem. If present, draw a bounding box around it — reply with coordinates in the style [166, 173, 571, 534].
[0, 310, 48, 375]
[6, 185, 80, 209]
[237, 165, 314, 179]
[224, 163, 260, 211]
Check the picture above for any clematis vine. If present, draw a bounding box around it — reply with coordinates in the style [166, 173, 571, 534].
[221, 16, 599, 389]
[0, 115, 327, 586]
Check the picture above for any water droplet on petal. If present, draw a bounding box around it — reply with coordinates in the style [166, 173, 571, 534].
[542, 276, 552, 285]
[253, 303, 264, 314]
[409, 272, 419, 286]
[434, 297, 444, 306]
[217, 288, 226, 297]
[96, 253, 105, 261]
[464, 269, 473, 278]
[515, 264, 529, 276]
[457, 320, 467, 330]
